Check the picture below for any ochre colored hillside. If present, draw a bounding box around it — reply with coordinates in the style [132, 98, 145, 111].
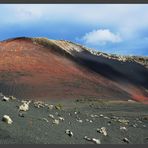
[0, 37, 147, 102]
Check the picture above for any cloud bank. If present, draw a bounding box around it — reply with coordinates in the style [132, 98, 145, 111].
[0, 4, 147, 56]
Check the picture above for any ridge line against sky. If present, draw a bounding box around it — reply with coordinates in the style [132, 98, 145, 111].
[0, 4, 148, 56]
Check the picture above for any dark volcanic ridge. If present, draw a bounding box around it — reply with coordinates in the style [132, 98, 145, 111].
[0, 37, 148, 102]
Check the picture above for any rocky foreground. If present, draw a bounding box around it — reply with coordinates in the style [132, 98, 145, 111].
[0, 94, 148, 144]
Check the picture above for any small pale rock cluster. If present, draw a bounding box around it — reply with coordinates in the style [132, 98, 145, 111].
[19, 100, 31, 112]
[97, 127, 108, 136]
[118, 119, 129, 125]
[48, 105, 54, 110]
[90, 114, 99, 118]
[85, 119, 93, 123]
[0, 93, 10, 101]
[58, 117, 64, 121]
[84, 136, 101, 144]
[0, 93, 17, 101]
[2, 115, 13, 124]
[9, 96, 16, 100]
[76, 119, 83, 123]
[48, 114, 63, 125]
[120, 126, 127, 131]
[52, 119, 60, 125]
[48, 114, 54, 119]
[34, 101, 46, 108]
[65, 129, 73, 137]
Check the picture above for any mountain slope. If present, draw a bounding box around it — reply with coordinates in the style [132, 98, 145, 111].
[0, 37, 148, 102]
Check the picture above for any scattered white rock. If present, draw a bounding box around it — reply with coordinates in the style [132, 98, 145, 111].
[9, 96, 16, 100]
[48, 114, 54, 119]
[48, 105, 54, 110]
[92, 138, 101, 144]
[137, 120, 142, 124]
[132, 124, 137, 128]
[94, 115, 98, 117]
[58, 117, 64, 121]
[42, 118, 49, 123]
[123, 138, 130, 143]
[44, 103, 49, 106]
[89, 120, 93, 123]
[21, 100, 31, 104]
[76, 119, 83, 123]
[65, 129, 73, 137]
[84, 136, 101, 144]
[86, 119, 89, 122]
[100, 114, 104, 117]
[74, 112, 78, 115]
[118, 119, 129, 125]
[97, 127, 107, 136]
[84, 136, 91, 141]
[34, 101, 45, 108]
[53, 119, 59, 125]
[2, 115, 13, 124]
[85, 119, 93, 123]
[2, 96, 10, 101]
[104, 116, 110, 119]
[90, 114, 95, 118]
[120, 126, 127, 131]
[19, 101, 30, 112]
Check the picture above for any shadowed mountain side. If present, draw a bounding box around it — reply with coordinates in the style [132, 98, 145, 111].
[72, 51, 148, 89]
[0, 37, 147, 102]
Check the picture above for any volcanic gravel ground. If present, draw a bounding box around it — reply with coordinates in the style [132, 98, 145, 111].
[0, 98, 148, 144]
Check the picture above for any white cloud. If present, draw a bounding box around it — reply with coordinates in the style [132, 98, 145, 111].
[0, 4, 148, 41]
[82, 29, 122, 45]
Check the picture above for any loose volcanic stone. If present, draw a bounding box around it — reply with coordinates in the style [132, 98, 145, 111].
[84, 136, 101, 144]
[52, 119, 59, 125]
[97, 127, 108, 136]
[65, 129, 73, 137]
[2, 115, 13, 124]
[123, 138, 130, 143]
[2, 96, 10, 101]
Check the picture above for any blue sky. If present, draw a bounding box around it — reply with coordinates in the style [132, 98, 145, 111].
[0, 4, 148, 56]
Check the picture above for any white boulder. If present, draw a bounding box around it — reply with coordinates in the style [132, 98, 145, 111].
[58, 117, 64, 121]
[53, 119, 59, 125]
[120, 126, 127, 131]
[84, 136, 101, 144]
[65, 129, 73, 137]
[19, 101, 31, 111]
[2, 96, 10, 101]
[48, 105, 54, 110]
[2, 115, 13, 124]
[49, 114, 54, 119]
[97, 127, 108, 136]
